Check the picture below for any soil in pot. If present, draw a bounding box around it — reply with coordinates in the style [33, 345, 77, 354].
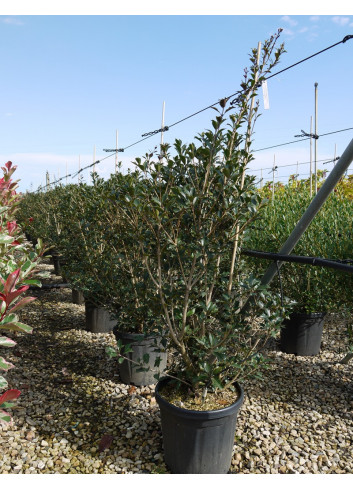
[113, 327, 168, 386]
[155, 377, 244, 474]
[280, 312, 326, 356]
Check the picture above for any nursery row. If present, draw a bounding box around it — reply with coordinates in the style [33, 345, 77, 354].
[2, 31, 353, 474]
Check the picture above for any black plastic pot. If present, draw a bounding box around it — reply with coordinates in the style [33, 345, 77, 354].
[280, 312, 326, 356]
[52, 254, 67, 276]
[113, 327, 168, 386]
[72, 289, 85, 305]
[155, 377, 244, 474]
[85, 302, 116, 333]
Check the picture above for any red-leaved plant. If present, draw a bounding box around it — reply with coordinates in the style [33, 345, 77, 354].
[0, 161, 43, 425]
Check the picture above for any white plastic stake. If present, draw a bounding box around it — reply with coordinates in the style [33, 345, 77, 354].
[262, 80, 270, 109]
[115, 130, 118, 173]
[161, 101, 165, 147]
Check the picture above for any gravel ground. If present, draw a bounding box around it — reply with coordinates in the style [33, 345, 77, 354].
[1, 259, 352, 474]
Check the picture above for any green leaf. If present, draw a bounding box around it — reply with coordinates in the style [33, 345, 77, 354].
[21, 279, 41, 288]
[0, 410, 11, 425]
[105, 346, 117, 358]
[1, 401, 15, 409]
[211, 377, 224, 390]
[0, 336, 16, 347]
[0, 235, 15, 244]
[0, 322, 33, 334]
[0, 375, 8, 389]
[142, 353, 150, 364]
[0, 356, 14, 371]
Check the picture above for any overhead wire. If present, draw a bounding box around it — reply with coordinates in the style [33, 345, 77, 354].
[37, 34, 353, 192]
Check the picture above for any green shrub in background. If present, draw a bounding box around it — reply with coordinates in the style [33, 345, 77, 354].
[245, 177, 353, 317]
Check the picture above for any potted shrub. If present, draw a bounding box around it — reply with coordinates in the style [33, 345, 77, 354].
[84, 172, 168, 384]
[246, 177, 353, 356]
[119, 32, 287, 473]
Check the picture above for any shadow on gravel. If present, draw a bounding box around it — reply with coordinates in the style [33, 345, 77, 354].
[245, 351, 353, 417]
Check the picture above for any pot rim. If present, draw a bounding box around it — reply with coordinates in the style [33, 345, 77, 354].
[113, 325, 163, 341]
[155, 376, 244, 419]
[288, 311, 326, 319]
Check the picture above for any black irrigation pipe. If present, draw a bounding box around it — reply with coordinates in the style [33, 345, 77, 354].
[28, 283, 71, 290]
[242, 249, 353, 274]
[36, 34, 353, 192]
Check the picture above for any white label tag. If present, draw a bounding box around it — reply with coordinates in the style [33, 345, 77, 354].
[262, 80, 270, 109]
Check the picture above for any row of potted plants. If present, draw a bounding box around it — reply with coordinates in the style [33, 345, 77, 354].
[16, 31, 331, 474]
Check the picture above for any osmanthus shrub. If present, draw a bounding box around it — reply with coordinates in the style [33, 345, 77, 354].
[0, 162, 43, 425]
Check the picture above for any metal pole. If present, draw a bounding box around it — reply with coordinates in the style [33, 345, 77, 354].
[272, 154, 275, 203]
[161, 101, 165, 148]
[310, 116, 313, 197]
[334, 144, 337, 166]
[314, 82, 318, 194]
[115, 130, 118, 173]
[260, 137, 353, 287]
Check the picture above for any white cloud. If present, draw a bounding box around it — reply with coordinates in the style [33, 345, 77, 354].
[282, 28, 295, 38]
[310, 16, 320, 22]
[332, 16, 350, 26]
[1, 17, 24, 25]
[281, 16, 298, 27]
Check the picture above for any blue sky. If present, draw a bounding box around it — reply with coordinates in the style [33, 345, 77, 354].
[1, 4, 353, 192]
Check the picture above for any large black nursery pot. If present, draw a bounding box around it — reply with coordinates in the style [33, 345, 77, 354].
[113, 326, 168, 386]
[155, 377, 244, 474]
[85, 301, 116, 333]
[280, 312, 326, 356]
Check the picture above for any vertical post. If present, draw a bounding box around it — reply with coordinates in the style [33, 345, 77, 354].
[314, 82, 318, 194]
[272, 155, 276, 203]
[46, 171, 50, 191]
[296, 161, 299, 187]
[160, 101, 166, 162]
[310, 116, 313, 197]
[334, 144, 337, 166]
[115, 130, 118, 173]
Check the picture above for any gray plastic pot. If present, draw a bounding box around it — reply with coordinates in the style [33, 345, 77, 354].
[113, 327, 167, 386]
[72, 289, 85, 305]
[85, 302, 116, 333]
[155, 377, 244, 474]
[280, 312, 326, 356]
